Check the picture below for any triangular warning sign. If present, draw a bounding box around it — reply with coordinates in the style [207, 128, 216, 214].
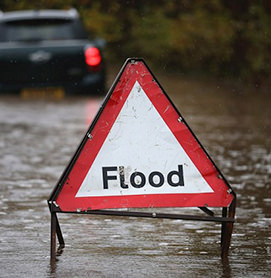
[76, 80, 213, 198]
[49, 58, 234, 211]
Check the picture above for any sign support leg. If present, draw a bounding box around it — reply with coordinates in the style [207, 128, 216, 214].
[50, 211, 57, 263]
[221, 207, 227, 248]
[50, 211, 65, 262]
[56, 215, 65, 250]
[221, 199, 236, 259]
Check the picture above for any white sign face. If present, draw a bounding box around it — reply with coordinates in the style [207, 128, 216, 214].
[76, 81, 213, 198]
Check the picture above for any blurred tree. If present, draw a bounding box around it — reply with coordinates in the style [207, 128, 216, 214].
[1, 0, 270, 84]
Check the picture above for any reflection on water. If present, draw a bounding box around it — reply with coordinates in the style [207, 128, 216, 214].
[0, 73, 270, 277]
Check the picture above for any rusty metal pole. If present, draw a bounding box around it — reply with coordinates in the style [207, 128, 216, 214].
[50, 211, 57, 263]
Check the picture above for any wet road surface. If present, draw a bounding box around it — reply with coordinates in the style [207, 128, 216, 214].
[0, 71, 270, 277]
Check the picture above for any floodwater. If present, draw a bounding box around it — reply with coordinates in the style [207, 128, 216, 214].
[0, 68, 270, 278]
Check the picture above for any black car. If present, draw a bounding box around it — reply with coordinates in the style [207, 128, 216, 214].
[0, 9, 106, 96]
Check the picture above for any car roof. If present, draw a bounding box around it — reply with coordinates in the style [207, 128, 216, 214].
[0, 9, 79, 23]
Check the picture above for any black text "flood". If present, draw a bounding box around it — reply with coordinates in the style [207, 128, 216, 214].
[102, 165, 184, 189]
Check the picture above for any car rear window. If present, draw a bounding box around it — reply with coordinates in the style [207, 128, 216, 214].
[0, 18, 89, 42]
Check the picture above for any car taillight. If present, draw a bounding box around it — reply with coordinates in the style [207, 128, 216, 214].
[85, 47, 102, 68]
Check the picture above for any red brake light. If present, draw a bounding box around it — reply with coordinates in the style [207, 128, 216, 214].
[85, 47, 102, 67]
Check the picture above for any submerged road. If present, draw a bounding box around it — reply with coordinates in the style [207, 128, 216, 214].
[0, 73, 270, 277]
